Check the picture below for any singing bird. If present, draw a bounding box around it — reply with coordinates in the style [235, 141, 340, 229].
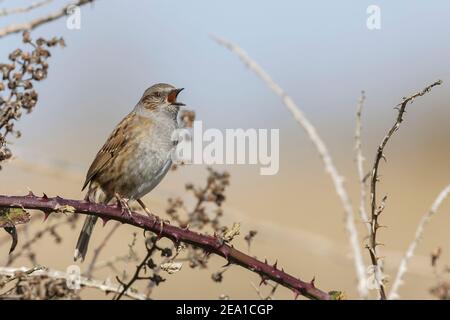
[74, 83, 185, 261]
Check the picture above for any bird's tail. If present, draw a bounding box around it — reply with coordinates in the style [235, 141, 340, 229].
[74, 186, 108, 262]
[74, 215, 98, 262]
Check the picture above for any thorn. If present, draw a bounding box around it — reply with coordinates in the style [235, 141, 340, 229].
[101, 217, 110, 226]
[264, 258, 268, 265]
[293, 290, 300, 300]
[311, 276, 316, 287]
[259, 275, 267, 286]
[27, 190, 35, 197]
[221, 261, 232, 268]
[43, 211, 51, 222]
[55, 195, 63, 201]
[42, 193, 48, 199]
[272, 260, 278, 269]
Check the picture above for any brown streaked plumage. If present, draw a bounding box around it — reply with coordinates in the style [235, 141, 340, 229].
[82, 113, 153, 196]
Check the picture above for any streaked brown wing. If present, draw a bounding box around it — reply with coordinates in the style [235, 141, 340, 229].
[81, 112, 135, 191]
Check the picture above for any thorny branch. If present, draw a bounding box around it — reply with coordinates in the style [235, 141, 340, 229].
[0, 193, 336, 300]
[368, 80, 443, 300]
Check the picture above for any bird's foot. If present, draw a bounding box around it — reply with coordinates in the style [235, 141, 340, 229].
[137, 198, 166, 236]
[115, 193, 133, 218]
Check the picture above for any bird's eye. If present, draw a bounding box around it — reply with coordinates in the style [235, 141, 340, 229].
[154, 92, 162, 98]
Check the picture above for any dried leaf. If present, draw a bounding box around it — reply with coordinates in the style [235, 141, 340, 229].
[54, 204, 75, 213]
[221, 222, 240, 243]
[160, 262, 183, 274]
[328, 290, 346, 300]
[0, 207, 30, 228]
[4, 226, 17, 253]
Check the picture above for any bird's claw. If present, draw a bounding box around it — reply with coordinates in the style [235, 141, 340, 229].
[115, 194, 133, 218]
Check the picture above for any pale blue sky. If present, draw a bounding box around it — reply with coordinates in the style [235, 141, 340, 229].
[1, 0, 449, 165]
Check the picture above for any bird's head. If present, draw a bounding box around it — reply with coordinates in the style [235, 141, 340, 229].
[137, 83, 185, 115]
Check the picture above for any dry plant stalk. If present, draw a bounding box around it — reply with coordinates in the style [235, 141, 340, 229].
[212, 35, 368, 298]
[367, 80, 442, 299]
[354, 91, 370, 233]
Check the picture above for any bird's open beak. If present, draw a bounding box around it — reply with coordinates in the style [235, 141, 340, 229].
[168, 88, 185, 106]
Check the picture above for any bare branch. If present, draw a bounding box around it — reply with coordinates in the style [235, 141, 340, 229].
[0, 0, 95, 38]
[0, 266, 146, 300]
[368, 80, 443, 300]
[212, 35, 367, 298]
[0, 193, 336, 300]
[389, 184, 450, 299]
[354, 91, 370, 233]
[0, 0, 53, 17]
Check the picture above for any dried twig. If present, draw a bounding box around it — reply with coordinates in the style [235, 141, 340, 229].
[0, 0, 53, 17]
[0, 265, 44, 286]
[115, 236, 162, 300]
[0, 0, 95, 38]
[0, 266, 145, 300]
[0, 193, 336, 300]
[368, 80, 443, 300]
[212, 35, 367, 298]
[354, 91, 370, 233]
[389, 184, 450, 299]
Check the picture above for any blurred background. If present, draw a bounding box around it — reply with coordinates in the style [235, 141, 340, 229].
[1, 0, 450, 299]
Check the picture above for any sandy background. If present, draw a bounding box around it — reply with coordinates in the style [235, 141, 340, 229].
[1, 0, 450, 299]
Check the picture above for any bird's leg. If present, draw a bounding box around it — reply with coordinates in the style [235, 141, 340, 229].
[115, 193, 132, 218]
[137, 198, 153, 217]
[137, 198, 165, 235]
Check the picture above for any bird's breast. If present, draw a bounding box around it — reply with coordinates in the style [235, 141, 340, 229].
[120, 114, 177, 198]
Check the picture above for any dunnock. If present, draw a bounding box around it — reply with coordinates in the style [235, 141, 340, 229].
[74, 83, 184, 261]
